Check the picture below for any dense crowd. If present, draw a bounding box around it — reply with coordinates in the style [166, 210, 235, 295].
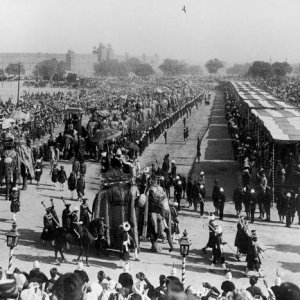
[0, 259, 299, 300]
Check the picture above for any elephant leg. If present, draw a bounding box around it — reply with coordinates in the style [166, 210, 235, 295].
[164, 228, 173, 252]
[6, 179, 11, 200]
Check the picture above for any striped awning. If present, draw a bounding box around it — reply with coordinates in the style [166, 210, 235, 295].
[251, 109, 300, 142]
[244, 100, 295, 109]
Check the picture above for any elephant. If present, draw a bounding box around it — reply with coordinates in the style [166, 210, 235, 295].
[138, 183, 173, 253]
[61, 134, 77, 160]
[86, 120, 100, 159]
[92, 173, 140, 255]
[1, 148, 18, 200]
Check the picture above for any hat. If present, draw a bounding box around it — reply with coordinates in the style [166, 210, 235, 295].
[251, 229, 257, 237]
[65, 202, 71, 207]
[200, 184, 204, 189]
[77, 261, 84, 271]
[123, 263, 130, 273]
[101, 278, 109, 285]
[101, 152, 107, 157]
[178, 181, 182, 185]
[275, 276, 281, 286]
[33, 261, 40, 269]
[12, 186, 18, 191]
[122, 221, 131, 232]
[251, 189, 255, 194]
[225, 272, 232, 280]
[215, 225, 222, 234]
[219, 187, 224, 192]
[286, 192, 291, 197]
[171, 160, 175, 164]
[143, 167, 150, 174]
[116, 148, 122, 156]
[209, 214, 215, 221]
[73, 206, 79, 212]
[200, 171, 204, 175]
[176, 175, 180, 180]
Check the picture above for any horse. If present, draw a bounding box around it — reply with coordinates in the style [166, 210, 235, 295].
[53, 218, 103, 266]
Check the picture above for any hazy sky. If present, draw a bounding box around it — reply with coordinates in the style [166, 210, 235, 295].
[1, 0, 300, 64]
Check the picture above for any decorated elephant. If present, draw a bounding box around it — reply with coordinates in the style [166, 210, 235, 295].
[86, 120, 100, 158]
[0, 140, 34, 199]
[138, 177, 173, 253]
[92, 167, 140, 255]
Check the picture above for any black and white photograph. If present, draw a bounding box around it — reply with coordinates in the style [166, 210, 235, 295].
[0, 0, 299, 299]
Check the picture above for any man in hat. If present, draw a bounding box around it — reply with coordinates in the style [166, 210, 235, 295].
[174, 180, 182, 211]
[286, 192, 293, 228]
[210, 225, 227, 272]
[74, 261, 89, 283]
[233, 183, 243, 216]
[212, 180, 220, 215]
[186, 176, 193, 208]
[202, 214, 216, 254]
[120, 221, 138, 266]
[70, 206, 82, 239]
[100, 152, 109, 173]
[80, 198, 92, 227]
[62, 201, 71, 232]
[170, 160, 176, 182]
[246, 229, 262, 277]
[219, 188, 226, 220]
[40, 207, 57, 243]
[199, 184, 206, 216]
[221, 271, 235, 296]
[250, 189, 257, 224]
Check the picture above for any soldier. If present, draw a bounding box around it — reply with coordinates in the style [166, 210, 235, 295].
[51, 163, 59, 188]
[202, 214, 216, 254]
[199, 171, 206, 185]
[246, 230, 262, 277]
[212, 180, 220, 215]
[58, 166, 67, 191]
[120, 221, 138, 266]
[263, 187, 272, 222]
[40, 207, 57, 243]
[72, 158, 80, 178]
[80, 198, 92, 227]
[277, 189, 287, 223]
[174, 180, 183, 211]
[76, 174, 85, 200]
[199, 184, 206, 216]
[186, 176, 193, 208]
[9, 186, 20, 223]
[286, 192, 292, 228]
[218, 188, 226, 220]
[250, 189, 257, 224]
[243, 187, 252, 220]
[70, 206, 82, 239]
[210, 225, 227, 272]
[34, 158, 43, 186]
[79, 159, 86, 178]
[68, 171, 77, 200]
[170, 160, 176, 183]
[233, 184, 243, 216]
[62, 202, 71, 232]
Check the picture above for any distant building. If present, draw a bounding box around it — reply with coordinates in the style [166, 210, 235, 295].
[66, 50, 75, 71]
[106, 43, 113, 61]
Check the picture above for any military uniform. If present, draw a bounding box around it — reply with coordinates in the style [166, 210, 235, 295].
[80, 201, 92, 227]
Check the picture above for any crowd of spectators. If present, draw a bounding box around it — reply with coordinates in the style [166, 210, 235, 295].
[0, 260, 299, 300]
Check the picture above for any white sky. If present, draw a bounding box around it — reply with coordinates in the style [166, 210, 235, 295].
[0, 0, 300, 64]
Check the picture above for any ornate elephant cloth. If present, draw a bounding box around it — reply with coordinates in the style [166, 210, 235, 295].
[92, 178, 139, 250]
[17, 144, 35, 178]
[2, 149, 18, 181]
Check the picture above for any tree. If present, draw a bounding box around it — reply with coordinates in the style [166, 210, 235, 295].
[205, 58, 224, 74]
[133, 63, 154, 77]
[5, 63, 25, 75]
[66, 73, 79, 83]
[272, 62, 292, 77]
[247, 61, 273, 78]
[226, 63, 250, 76]
[159, 59, 188, 76]
[33, 58, 66, 80]
[188, 65, 202, 75]
[94, 60, 127, 76]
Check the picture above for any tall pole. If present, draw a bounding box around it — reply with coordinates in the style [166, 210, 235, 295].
[17, 61, 20, 107]
[181, 255, 186, 287]
[8, 247, 13, 271]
